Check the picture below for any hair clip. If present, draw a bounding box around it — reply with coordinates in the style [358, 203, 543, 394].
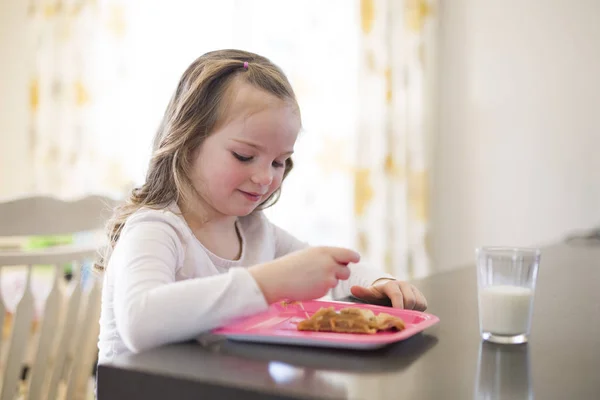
[243, 61, 249, 70]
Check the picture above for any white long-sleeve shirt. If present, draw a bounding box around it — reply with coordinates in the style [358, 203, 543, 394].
[97, 204, 392, 364]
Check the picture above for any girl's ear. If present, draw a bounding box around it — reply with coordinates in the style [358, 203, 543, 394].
[187, 143, 202, 163]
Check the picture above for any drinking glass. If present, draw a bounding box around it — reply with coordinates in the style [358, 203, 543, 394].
[476, 247, 541, 344]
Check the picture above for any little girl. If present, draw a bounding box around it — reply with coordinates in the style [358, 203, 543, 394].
[97, 49, 427, 363]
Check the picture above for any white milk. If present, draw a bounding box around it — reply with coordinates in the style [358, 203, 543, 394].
[479, 285, 534, 335]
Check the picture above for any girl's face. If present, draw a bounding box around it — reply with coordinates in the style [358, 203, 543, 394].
[188, 81, 300, 219]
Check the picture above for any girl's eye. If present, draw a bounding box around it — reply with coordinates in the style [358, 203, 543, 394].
[232, 152, 253, 162]
[272, 160, 286, 168]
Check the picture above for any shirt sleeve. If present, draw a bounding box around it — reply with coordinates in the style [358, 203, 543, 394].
[110, 214, 268, 354]
[269, 220, 394, 300]
[329, 262, 395, 299]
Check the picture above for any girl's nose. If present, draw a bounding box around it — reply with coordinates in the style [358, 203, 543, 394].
[251, 166, 273, 186]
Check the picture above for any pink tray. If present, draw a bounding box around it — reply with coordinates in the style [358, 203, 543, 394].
[212, 300, 440, 349]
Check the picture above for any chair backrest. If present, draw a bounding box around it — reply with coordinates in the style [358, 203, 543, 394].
[0, 194, 119, 400]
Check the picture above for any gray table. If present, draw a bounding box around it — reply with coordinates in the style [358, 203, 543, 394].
[97, 244, 600, 399]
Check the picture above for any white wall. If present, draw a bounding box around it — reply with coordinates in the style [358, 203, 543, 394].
[0, 0, 31, 197]
[3, 0, 599, 273]
[433, 0, 600, 270]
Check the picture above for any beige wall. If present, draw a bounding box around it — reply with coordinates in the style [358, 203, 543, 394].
[0, 0, 31, 197]
[432, 0, 600, 270]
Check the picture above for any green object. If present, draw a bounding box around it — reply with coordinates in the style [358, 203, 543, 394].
[25, 235, 74, 250]
[24, 234, 75, 274]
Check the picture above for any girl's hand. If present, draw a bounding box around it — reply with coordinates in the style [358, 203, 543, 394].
[249, 246, 361, 304]
[350, 279, 428, 311]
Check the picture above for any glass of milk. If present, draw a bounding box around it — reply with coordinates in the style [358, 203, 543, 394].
[476, 247, 541, 344]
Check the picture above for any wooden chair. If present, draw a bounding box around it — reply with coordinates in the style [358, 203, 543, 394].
[0, 195, 119, 400]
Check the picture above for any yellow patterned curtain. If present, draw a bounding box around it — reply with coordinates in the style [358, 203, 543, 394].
[355, 0, 437, 279]
[27, 0, 132, 198]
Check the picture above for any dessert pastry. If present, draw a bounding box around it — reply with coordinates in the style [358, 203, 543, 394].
[297, 307, 405, 334]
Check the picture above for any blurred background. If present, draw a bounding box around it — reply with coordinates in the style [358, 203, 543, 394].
[1, 0, 599, 279]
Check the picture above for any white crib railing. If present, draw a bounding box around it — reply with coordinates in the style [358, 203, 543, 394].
[0, 195, 118, 400]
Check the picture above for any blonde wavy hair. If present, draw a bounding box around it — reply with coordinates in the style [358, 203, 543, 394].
[97, 49, 299, 270]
